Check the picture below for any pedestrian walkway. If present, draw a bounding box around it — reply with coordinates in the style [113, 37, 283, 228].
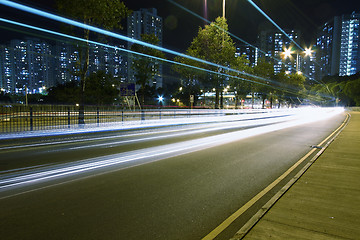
[239, 111, 360, 240]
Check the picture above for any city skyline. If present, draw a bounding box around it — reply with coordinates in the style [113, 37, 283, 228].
[1, 1, 360, 98]
[4, 0, 360, 52]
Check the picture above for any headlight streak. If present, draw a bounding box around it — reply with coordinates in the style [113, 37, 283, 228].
[0, 108, 282, 141]
[67, 113, 294, 151]
[0, 1, 327, 100]
[0, 108, 344, 192]
[0, 111, 292, 151]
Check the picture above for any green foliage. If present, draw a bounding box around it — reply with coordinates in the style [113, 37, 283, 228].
[344, 79, 360, 106]
[46, 71, 119, 105]
[46, 81, 81, 104]
[284, 73, 306, 105]
[55, 0, 130, 108]
[56, 0, 130, 30]
[0, 92, 12, 104]
[253, 57, 274, 107]
[177, 17, 237, 108]
[272, 70, 290, 107]
[84, 71, 119, 105]
[230, 55, 253, 107]
[186, 17, 236, 71]
[311, 73, 360, 106]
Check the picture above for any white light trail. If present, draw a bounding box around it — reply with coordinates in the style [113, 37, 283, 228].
[0, 110, 290, 148]
[0, 109, 281, 140]
[0, 108, 344, 192]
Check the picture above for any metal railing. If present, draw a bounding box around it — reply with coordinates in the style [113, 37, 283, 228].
[0, 105, 230, 133]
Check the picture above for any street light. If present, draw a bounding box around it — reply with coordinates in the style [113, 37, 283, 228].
[157, 95, 164, 109]
[282, 46, 312, 73]
[157, 95, 164, 103]
[304, 47, 313, 57]
[283, 47, 293, 59]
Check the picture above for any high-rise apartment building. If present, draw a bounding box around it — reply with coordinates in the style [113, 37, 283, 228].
[317, 12, 360, 77]
[0, 39, 127, 94]
[257, 29, 316, 81]
[339, 12, 360, 76]
[258, 29, 300, 73]
[235, 44, 257, 67]
[127, 8, 163, 88]
[88, 44, 127, 81]
[316, 19, 337, 79]
[0, 38, 53, 94]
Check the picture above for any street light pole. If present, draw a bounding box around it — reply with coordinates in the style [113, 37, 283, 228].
[223, 0, 226, 18]
[296, 52, 299, 72]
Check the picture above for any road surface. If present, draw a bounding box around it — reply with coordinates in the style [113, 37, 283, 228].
[0, 108, 345, 240]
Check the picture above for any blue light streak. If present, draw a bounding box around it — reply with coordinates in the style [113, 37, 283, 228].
[0, 17, 285, 93]
[0, 0, 328, 99]
[167, 0, 323, 86]
[246, 0, 303, 51]
[0, 0, 252, 80]
[168, 0, 267, 57]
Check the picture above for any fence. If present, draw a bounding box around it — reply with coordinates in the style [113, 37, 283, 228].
[0, 105, 227, 133]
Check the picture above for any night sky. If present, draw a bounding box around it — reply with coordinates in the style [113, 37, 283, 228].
[2, 0, 360, 52]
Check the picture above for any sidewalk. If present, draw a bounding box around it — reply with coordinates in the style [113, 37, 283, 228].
[240, 111, 360, 240]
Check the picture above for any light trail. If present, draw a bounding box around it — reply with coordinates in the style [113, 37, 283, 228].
[0, 110, 290, 150]
[53, 113, 294, 151]
[0, 1, 257, 80]
[0, 17, 286, 94]
[167, 0, 268, 59]
[246, 0, 303, 51]
[167, 0, 323, 86]
[246, 0, 324, 73]
[0, 108, 344, 193]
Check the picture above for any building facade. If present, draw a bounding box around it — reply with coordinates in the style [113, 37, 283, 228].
[339, 12, 360, 76]
[257, 29, 316, 82]
[235, 44, 258, 67]
[258, 29, 300, 73]
[0, 39, 53, 94]
[317, 12, 360, 77]
[0, 38, 127, 94]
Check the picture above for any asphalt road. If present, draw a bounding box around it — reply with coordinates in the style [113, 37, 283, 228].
[0, 109, 346, 240]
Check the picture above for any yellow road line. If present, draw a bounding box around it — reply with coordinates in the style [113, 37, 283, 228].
[202, 113, 349, 240]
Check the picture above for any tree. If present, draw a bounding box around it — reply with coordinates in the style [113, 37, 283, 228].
[56, 0, 130, 123]
[273, 70, 290, 108]
[284, 73, 306, 107]
[85, 71, 119, 105]
[46, 81, 81, 105]
[180, 17, 237, 108]
[343, 79, 360, 106]
[253, 57, 274, 108]
[229, 54, 253, 108]
[310, 73, 360, 106]
[130, 34, 165, 106]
